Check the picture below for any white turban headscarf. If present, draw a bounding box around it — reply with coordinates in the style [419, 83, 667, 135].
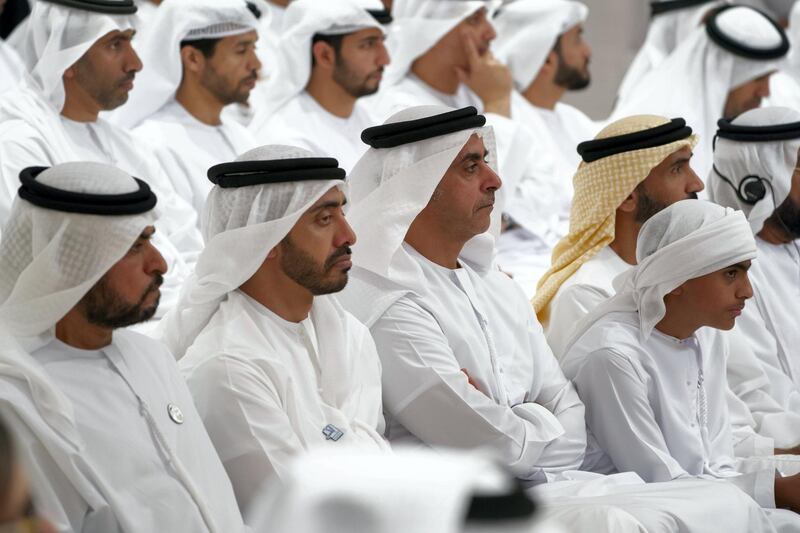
[0, 161, 156, 444]
[562, 199, 757, 375]
[493, 0, 588, 92]
[112, 0, 259, 128]
[158, 145, 346, 359]
[340, 105, 500, 327]
[15, 1, 137, 111]
[710, 106, 800, 234]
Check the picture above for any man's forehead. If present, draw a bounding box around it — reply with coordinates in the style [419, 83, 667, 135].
[95, 28, 135, 44]
[458, 133, 486, 155]
[308, 186, 345, 208]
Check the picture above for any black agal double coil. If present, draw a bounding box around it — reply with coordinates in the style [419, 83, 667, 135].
[42, 0, 137, 15]
[361, 106, 487, 149]
[705, 4, 789, 60]
[577, 118, 693, 163]
[207, 158, 346, 188]
[18, 166, 157, 215]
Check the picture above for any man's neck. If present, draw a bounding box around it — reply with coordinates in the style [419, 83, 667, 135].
[404, 219, 466, 270]
[609, 215, 640, 266]
[175, 82, 225, 126]
[239, 268, 314, 323]
[55, 308, 112, 350]
[411, 56, 460, 96]
[654, 308, 698, 341]
[522, 77, 565, 111]
[60, 90, 101, 123]
[305, 72, 357, 119]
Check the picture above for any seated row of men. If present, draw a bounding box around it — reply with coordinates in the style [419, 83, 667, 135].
[3, 0, 797, 301]
[2, 104, 800, 532]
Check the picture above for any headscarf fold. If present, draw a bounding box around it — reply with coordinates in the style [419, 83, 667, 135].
[562, 199, 756, 375]
[533, 114, 697, 320]
[493, 0, 588, 92]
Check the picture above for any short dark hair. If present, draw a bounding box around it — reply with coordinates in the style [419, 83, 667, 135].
[180, 38, 221, 59]
[310, 33, 345, 67]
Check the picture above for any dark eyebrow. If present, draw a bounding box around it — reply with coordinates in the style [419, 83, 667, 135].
[462, 149, 490, 163]
[140, 227, 156, 240]
[728, 261, 751, 271]
[310, 199, 347, 212]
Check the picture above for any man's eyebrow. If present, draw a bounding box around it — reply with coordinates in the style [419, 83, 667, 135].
[310, 199, 347, 212]
[140, 227, 156, 239]
[730, 261, 751, 271]
[461, 150, 490, 162]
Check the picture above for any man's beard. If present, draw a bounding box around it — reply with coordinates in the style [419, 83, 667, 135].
[332, 58, 381, 98]
[771, 195, 800, 239]
[280, 238, 351, 295]
[79, 274, 162, 328]
[554, 55, 590, 91]
[73, 60, 134, 111]
[201, 66, 256, 106]
[635, 189, 698, 224]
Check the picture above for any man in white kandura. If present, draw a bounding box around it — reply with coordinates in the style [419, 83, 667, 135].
[162, 146, 388, 518]
[538, 112, 800, 472]
[0, 162, 245, 533]
[563, 199, 800, 528]
[492, 0, 600, 295]
[613, 4, 789, 179]
[615, 0, 723, 106]
[710, 106, 800, 421]
[339, 104, 776, 533]
[0, 0, 203, 318]
[117, 0, 261, 215]
[249, 0, 391, 173]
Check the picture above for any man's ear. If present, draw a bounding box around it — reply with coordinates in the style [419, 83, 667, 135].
[667, 284, 685, 297]
[180, 45, 206, 76]
[540, 49, 559, 78]
[311, 41, 337, 71]
[63, 65, 76, 80]
[618, 189, 638, 214]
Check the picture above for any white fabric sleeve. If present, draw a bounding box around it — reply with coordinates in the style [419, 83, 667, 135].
[733, 312, 800, 448]
[523, 316, 588, 477]
[0, 405, 120, 533]
[370, 297, 579, 481]
[545, 283, 612, 360]
[184, 355, 306, 514]
[573, 348, 703, 482]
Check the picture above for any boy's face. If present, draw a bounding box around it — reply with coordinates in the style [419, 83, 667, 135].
[672, 261, 753, 331]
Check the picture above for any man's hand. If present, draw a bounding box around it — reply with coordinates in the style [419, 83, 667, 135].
[461, 368, 485, 395]
[775, 444, 800, 456]
[455, 32, 512, 118]
[775, 473, 800, 513]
